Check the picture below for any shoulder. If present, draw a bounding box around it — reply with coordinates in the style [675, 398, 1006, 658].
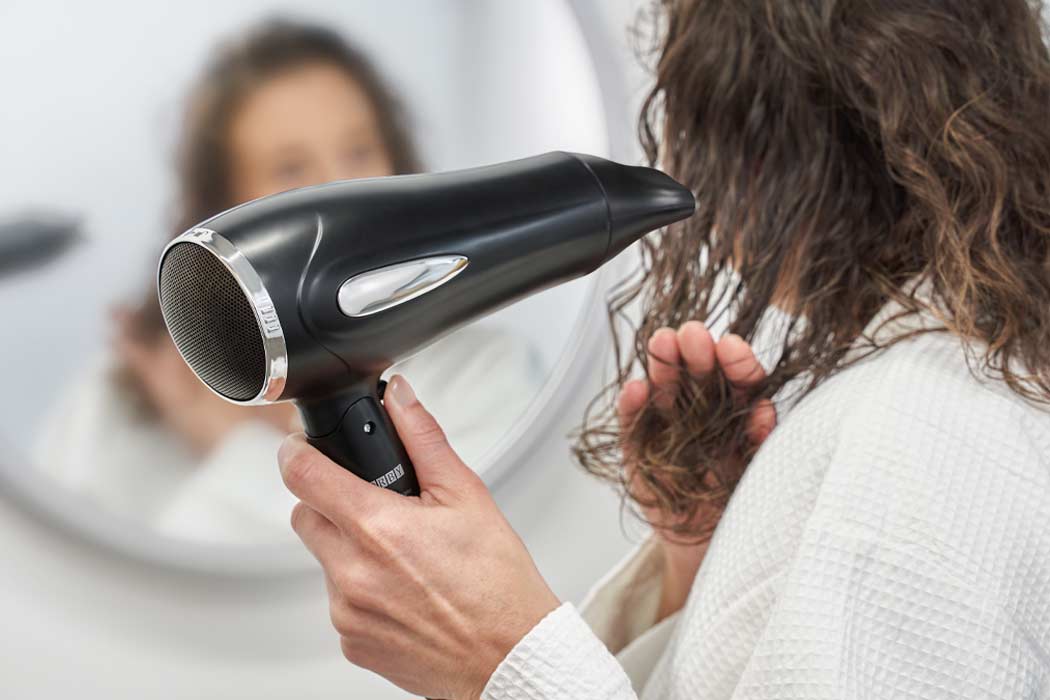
[779, 330, 1050, 605]
[666, 332, 1050, 697]
[775, 328, 1050, 468]
[36, 354, 128, 456]
[35, 354, 183, 483]
[704, 329, 1050, 615]
[816, 330, 1050, 482]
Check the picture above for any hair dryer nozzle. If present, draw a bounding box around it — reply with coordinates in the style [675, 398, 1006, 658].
[573, 153, 695, 261]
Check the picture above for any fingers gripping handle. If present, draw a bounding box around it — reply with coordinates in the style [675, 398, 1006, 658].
[299, 380, 420, 496]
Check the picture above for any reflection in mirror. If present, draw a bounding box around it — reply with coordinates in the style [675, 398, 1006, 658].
[0, 1, 606, 548]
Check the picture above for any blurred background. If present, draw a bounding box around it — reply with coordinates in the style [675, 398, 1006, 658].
[0, 0, 648, 697]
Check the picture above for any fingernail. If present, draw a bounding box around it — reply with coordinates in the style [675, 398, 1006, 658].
[385, 374, 417, 409]
[647, 327, 673, 353]
[277, 434, 298, 465]
[720, 333, 746, 350]
[682, 320, 709, 335]
[649, 327, 674, 341]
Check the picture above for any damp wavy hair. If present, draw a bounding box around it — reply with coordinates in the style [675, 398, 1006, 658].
[573, 0, 1050, 540]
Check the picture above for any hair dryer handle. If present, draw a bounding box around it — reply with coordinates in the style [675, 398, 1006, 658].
[299, 379, 420, 497]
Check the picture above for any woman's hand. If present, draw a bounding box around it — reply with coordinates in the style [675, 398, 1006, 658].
[277, 376, 560, 700]
[113, 307, 297, 454]
[618, 322, 776, 621]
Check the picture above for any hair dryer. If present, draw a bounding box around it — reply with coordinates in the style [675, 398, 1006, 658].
[157, 152, 694, 496]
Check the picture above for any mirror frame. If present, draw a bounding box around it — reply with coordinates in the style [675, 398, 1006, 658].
[0, 0, 639, 578]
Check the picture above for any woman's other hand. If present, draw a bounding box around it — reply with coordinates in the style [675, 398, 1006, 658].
[618, 321, 776, 621]
[113, 307, 297, 454]
[278, 375, 560, 700]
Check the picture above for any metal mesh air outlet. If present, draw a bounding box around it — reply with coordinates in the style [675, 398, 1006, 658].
[159, 242, 266, 401]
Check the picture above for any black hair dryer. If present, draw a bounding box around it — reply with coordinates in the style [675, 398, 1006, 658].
[157, 152, 694, 496]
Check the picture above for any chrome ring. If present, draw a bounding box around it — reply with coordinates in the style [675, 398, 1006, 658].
[157, 227, 288, 405]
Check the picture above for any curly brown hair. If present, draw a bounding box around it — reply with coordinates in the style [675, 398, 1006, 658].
[574, 0, 1050, 540]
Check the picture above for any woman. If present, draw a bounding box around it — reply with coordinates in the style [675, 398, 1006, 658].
[275, 0, 1050, 698]
[38, 19, 542, 544]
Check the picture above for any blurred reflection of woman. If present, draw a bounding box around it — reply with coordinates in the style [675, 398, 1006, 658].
[37, 19, 543, 544]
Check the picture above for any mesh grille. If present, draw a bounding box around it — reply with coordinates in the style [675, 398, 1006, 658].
[159, 242, 266, 401]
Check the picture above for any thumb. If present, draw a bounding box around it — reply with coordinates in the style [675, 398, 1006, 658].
[383, 374, 480, 497]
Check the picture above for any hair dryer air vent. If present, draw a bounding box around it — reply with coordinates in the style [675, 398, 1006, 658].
[158, 228, 288, 404]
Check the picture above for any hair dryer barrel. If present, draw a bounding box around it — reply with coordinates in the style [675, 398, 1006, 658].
[288, 152, 695, 393]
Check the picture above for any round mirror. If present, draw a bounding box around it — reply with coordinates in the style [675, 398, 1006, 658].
[0, 0, 616, 572]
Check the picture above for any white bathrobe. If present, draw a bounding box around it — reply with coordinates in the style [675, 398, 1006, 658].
[36, 324, 544, 545]
[484, 305, 1050, 699]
